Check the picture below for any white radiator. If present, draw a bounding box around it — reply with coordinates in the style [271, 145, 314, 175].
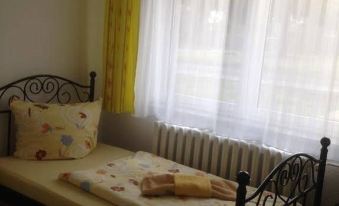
[153, 121, 289, 187]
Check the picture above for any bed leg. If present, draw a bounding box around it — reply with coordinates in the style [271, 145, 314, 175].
[89, 71, 96, 102]
[314, 137, 330, 206]
[236, 171, 250, 206]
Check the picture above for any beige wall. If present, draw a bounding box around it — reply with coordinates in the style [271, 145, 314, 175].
[0, 0, 87, 83]
[85, 0, 105, 97]
[0, 0, 106, 91]
[100, 113, 153, 152]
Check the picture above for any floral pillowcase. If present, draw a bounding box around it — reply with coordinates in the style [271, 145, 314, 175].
[10, 99, 102, 160]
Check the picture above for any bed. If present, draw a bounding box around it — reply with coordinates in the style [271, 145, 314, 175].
[0, 143, 132, 206]
[0, 72, 330, 206]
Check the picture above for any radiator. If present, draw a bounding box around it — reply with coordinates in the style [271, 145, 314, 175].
[153, 121, 289, 187]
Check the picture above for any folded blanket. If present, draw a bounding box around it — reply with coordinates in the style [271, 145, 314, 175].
[141, 173, 236, 201]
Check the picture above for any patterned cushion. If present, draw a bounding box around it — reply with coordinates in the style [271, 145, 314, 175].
[10, 99, 102, 160]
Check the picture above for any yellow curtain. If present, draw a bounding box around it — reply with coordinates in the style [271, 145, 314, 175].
[103, 0, 140, 113]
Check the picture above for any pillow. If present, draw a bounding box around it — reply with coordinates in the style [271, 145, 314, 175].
[10, 99, 102, 160]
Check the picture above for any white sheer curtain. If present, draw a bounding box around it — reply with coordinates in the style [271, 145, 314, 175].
[135, 0, 339, 161]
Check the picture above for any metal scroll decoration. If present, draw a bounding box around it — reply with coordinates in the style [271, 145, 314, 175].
[236, 137, 330, 206]
[247, 154, 319, 205]
[0, 73, 96, 111]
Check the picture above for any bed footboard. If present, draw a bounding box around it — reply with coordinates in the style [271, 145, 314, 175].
[236, 137, 330, 206]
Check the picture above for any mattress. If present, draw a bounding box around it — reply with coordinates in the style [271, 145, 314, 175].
[0, 143, 133, 206]
[59, 151, 240, 206]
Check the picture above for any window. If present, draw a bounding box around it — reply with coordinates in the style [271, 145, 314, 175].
[135, 0, 339, 161]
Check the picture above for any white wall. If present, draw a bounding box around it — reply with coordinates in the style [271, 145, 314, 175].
[100, 113, 153, 152]
[0, 0, 88, 82]
[85, 0, 105, 97]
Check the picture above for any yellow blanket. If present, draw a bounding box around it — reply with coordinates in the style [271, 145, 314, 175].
[141, 173, 237, 201]
[175, 174, 212, 198]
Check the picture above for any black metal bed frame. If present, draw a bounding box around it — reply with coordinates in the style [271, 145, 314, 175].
[0, 71, 96, 155]
[0, 72, 330, 206]
[236, 137, 330, 206]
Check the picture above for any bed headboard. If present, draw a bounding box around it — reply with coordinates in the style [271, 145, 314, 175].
[0, 71, 96, 155]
